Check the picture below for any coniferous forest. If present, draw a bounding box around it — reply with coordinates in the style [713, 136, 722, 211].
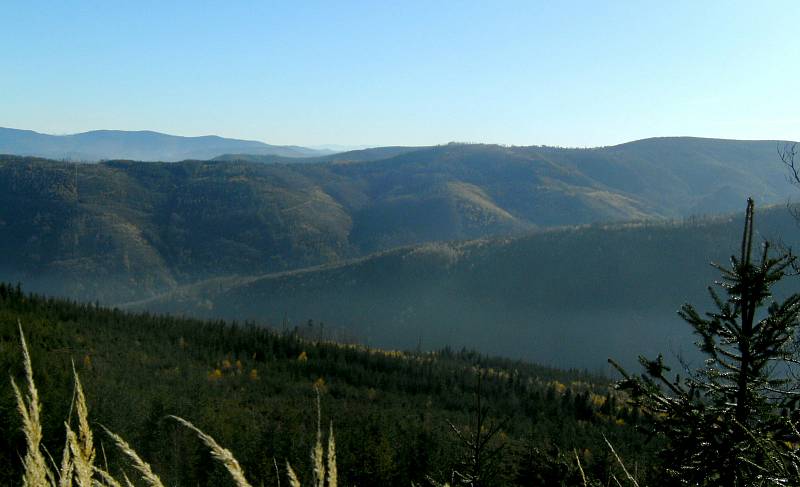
[0, 282, 659, 486]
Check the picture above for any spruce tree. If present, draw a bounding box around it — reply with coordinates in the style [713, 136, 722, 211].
[611, 199, 800, 486]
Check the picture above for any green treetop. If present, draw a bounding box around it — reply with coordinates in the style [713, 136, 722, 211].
[612, 198, 800, 486]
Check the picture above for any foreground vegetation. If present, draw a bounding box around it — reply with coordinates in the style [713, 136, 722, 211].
[0, 283, 654, 486]
[12, 324, 337, 487]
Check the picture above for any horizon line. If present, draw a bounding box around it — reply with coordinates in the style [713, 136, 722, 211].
[2, 125, 797, 151]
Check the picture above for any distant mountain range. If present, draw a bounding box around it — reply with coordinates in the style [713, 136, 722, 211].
[0, 127, 333, 161]
[2, 135, 799, 368]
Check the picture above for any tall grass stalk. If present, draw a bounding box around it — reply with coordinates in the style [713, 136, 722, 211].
[574, 448, 588, 487]
[326, 422, 337, 487]
[288, 388, 337, 487]
[286, 462, 302, 487]
[57, 435, 73, 487]
[312, 391, 325, 487]
[603, 435, 640, 487]
[68, 367, 95, 487]
[101, 426, 165, 487]
[72, 363, 94, 472]
[169, 415, 253, 487]
[11, 321, 51, 487]
[66, 428, 91, 487]
[92, 466, 124, 487]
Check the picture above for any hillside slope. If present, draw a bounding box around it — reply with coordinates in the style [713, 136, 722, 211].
[129, 205, 800, 371]
[213, 145, 423, 164]
[0, 137, 796, 304]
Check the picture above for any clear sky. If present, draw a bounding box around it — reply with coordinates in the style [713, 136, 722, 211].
[3, 1, 799, 147]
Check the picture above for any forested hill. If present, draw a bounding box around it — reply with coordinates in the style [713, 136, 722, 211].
[0, 284, 656, 486]
[129, 205, 800, 371]
[0, 127, 331, 161]
[0, 136, 796, 304]
[212, 145, 422, 164]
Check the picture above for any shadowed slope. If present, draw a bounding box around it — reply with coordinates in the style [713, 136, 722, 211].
[128, 206, 800, 370]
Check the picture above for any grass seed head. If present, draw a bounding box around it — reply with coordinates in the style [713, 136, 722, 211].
[170, 415, 253, 487]
[13, 322, 51, 487]
[102, 426, 165, 487]
[326, 422, 337, 487]
[286, 462, 301, 487]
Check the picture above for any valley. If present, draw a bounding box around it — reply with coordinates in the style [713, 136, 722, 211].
[2, 136, 798, 370]
[126, 205, 800, 371]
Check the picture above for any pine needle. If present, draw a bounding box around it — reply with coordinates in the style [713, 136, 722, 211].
[169, 416, 253, 487]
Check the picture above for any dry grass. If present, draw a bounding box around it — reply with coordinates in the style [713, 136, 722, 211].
[169, 416, 253, 487]
[57, 435, 73, 487]
[10, 324, 338, 487]
[326, 423, 337, 487]
[68, 367, 95, 487]
[286, 462, 302, 487]
[100, 426, 165, 487]
[603, 435, 640, 487]
[287, 388, 338, 487]
[11, 321, 50, 487]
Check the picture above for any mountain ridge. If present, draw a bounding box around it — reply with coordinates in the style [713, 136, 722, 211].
[1, 136, 798, 306]
[2, 136, 800, 368]
[0, 126, 333, 161]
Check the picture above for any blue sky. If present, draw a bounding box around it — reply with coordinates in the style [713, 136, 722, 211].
[3, 1, 799, 147]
